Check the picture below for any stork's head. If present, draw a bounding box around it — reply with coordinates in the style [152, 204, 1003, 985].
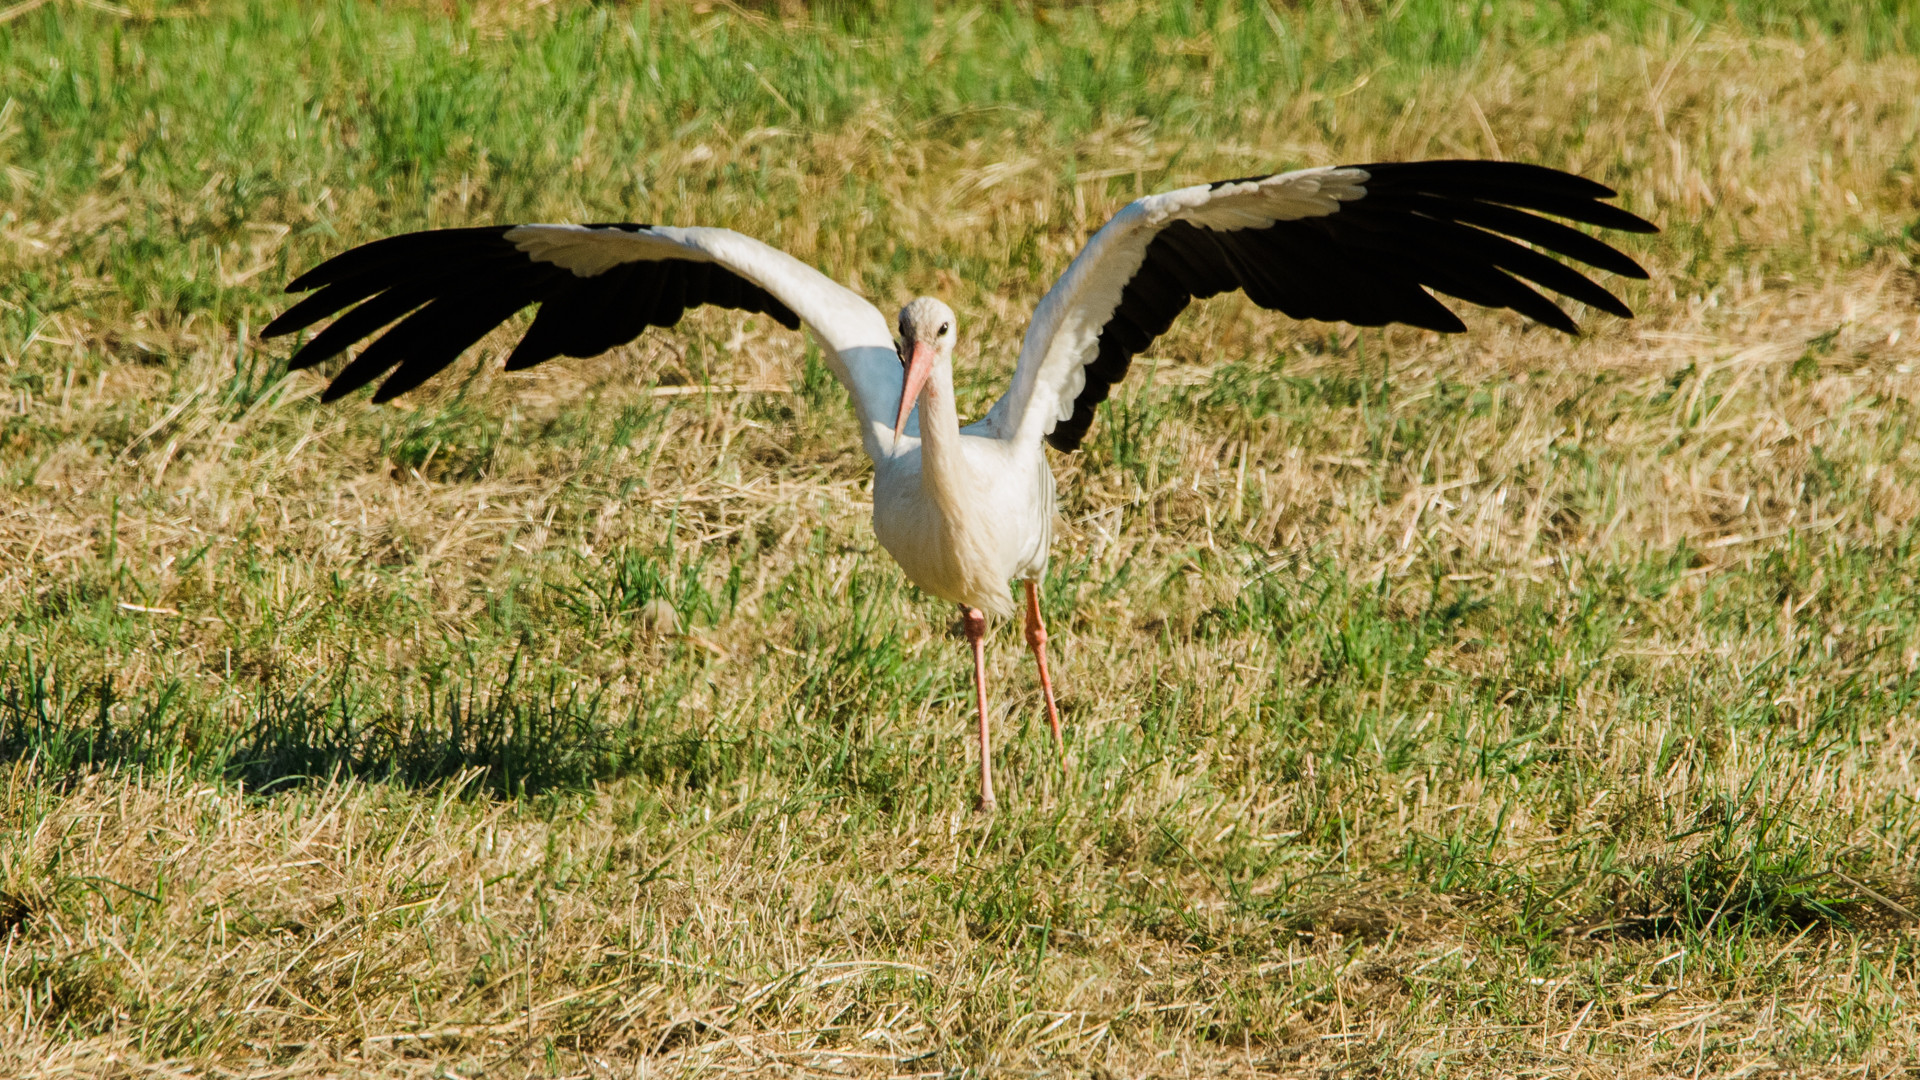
[893, 297, 957, 442]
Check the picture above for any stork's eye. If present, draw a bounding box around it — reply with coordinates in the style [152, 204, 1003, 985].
[939, 322, 950, 336]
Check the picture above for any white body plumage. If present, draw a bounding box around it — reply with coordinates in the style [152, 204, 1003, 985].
[870, 428, 1053, 621]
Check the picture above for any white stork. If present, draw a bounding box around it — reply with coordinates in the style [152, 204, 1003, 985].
[264, 160, 1656, 811]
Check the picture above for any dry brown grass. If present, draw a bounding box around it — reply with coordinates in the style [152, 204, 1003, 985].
[2, 2, 1919, 1076]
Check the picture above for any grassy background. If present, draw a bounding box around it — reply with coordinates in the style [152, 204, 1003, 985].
[3, 0, 1920, 1075]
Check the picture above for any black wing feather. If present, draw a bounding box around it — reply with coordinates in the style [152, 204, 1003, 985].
[262, 277, 388, 338]
[284, 226, 522, 292]
[1046, 159, 1657, 451]
[266, 225, 802, 403]
[286, 285, 436, 372]
[1400, 195, 1650, 279]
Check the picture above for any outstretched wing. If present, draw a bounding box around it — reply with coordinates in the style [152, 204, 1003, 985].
[263, 223, 904, 448]
[983, 160, 1658, 451]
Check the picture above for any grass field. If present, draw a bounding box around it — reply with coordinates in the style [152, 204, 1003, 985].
[3, 0, 1920, 1075]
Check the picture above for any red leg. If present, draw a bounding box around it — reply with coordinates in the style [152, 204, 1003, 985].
[1025, 580, 1064, 757]
[963, 606, 995, 812]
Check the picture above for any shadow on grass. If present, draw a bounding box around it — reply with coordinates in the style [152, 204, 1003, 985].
[0, 649, 733, 798]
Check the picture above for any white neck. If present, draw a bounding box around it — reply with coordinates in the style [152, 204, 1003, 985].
[914, 360, 974, 520]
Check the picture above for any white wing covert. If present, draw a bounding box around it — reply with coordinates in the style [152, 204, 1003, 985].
[985, 161, 1657, 451]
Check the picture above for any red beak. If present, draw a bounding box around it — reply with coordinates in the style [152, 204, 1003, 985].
[892, 339, 935, 443]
